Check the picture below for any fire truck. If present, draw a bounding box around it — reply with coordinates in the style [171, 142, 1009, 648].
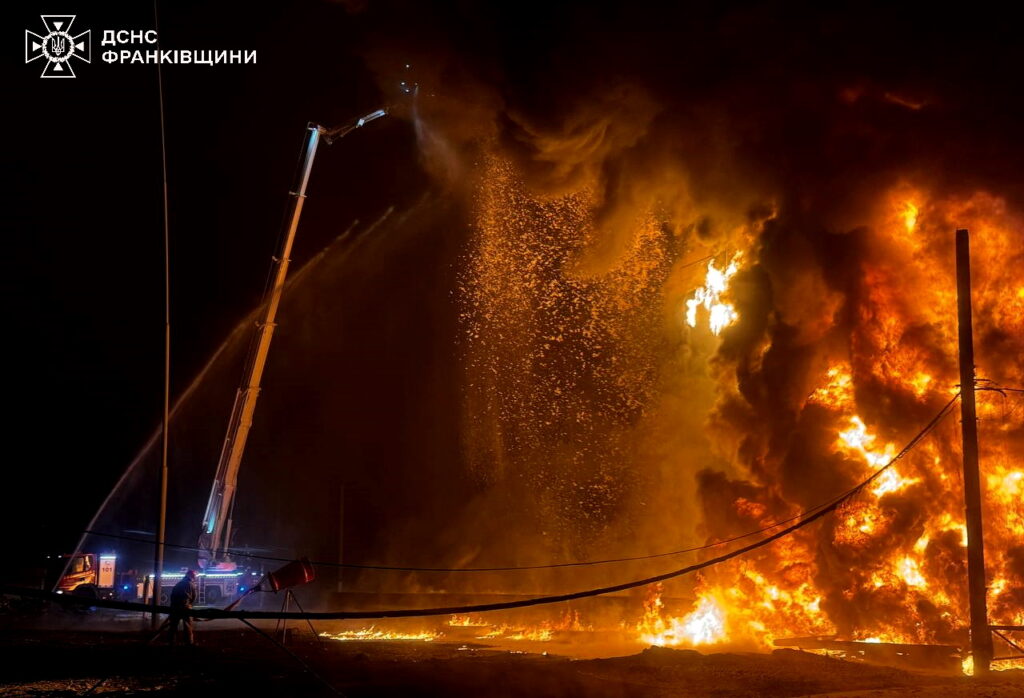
[52, 552, 255, 605]
[51, 552, 124, 599]
[52, 107, 390, 607]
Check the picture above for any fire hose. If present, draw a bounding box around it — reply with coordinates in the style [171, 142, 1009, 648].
[79, 392, 962, 574]
[0, 502, 839, 620]
[3, 396, 958, 621]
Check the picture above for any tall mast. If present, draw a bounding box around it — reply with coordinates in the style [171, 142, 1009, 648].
[199, 124, 321, 565]
[199, 109, 388, 566]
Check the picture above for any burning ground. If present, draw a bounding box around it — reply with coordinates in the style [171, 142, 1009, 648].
[2, 623, 1023, 697]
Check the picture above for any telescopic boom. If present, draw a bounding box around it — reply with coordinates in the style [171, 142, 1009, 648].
[199, 109, 387, 567]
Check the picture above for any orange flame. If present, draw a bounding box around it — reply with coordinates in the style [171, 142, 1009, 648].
[686, 254, 742, 335]
[321, 628, 439, 642]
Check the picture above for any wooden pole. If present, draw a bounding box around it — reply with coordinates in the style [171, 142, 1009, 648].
[955, 228, 993, 673]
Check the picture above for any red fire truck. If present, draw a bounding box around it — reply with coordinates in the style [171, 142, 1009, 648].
[53, 552, 253, 605]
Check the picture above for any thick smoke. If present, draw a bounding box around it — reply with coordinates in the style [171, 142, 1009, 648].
[336, 1, 1023, 637]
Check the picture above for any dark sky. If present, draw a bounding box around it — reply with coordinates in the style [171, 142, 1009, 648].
[8, 0, 426, 556]
[6, 0, 1021, 564]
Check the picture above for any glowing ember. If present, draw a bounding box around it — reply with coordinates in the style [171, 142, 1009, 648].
[896, 557, 927, 589]
[838, 416, 897, 468]
[448, 609, 591, 642]
[477, 625, 554, 642]
[685, 254, 742, 335]
[988, 469, 1023, 498]
[679, 596, 728, 645]
[636, 586, 728, 647]
[871, 467, 919, 497]
[448, 614, 488, 627]
[908, 371, 933, 397]
[963, 653, 1024, 675]
[321, 628, 439, 642]
[809, 366, 855, 408]
[901, 201, 919, 232]
[962, 655, 974, 676]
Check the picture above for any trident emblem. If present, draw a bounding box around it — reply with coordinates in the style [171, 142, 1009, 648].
[25, 15, 91, 78]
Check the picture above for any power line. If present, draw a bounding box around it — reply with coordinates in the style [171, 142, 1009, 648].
[677, 254, 716, 270]
[5, 397, 959, 625]
[3, 504, 835, 621]
[81, 394, 959, 574]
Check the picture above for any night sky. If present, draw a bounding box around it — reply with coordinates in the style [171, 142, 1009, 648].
[9, 0, 427, 557]
[7, 0, 1021, 570]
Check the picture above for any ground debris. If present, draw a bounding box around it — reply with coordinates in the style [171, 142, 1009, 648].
[2, 630, 1022, 697]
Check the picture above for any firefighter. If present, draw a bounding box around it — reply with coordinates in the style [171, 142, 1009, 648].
[167, 569, 198, 645]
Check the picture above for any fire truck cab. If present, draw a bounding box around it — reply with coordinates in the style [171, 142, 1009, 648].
[54, 553, 120, 599]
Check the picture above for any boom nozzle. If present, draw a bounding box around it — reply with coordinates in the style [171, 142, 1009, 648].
[320, 107, 389, 144]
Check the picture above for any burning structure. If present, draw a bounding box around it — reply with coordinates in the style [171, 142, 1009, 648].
[65, 1, 1022, 679]
[396, 1, 1023, 669]
[456, 152, 1022, 665]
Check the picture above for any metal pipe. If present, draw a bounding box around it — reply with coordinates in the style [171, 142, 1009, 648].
[955, 228, 993, 674]
[321, 108, 387, 144]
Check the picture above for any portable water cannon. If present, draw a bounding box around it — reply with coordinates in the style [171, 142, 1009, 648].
[217, 557, 315, 617]
[260, 557, 315, 592]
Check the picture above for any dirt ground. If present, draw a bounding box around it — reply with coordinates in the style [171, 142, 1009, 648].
[1, 619, 1022, 697]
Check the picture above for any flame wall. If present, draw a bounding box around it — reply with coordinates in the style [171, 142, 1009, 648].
[351, 1, 1024, 646]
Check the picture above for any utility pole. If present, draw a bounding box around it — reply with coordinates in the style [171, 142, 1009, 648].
[955, 228, 993, 673]
[152, 0, 170, 630]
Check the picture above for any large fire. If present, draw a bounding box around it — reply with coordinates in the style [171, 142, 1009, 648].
[625, 189, 1024, 667]
[461, 151, 1023, 671]
[636, 584, 728, 647]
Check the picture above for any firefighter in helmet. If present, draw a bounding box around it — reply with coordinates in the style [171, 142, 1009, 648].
[166, 569, 198, 645]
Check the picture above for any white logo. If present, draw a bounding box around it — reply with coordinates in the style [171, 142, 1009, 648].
[26, 15, 91, 78]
